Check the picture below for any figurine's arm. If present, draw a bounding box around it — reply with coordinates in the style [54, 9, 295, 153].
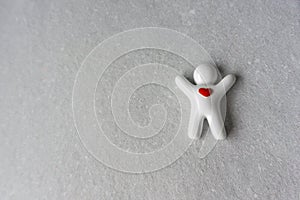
[217, 74, 236, 92]
[175, 75, 194, 96]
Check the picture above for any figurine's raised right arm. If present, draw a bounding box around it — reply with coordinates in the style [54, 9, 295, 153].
[175, 75, 194, 96]
[217, 74, 236, 92]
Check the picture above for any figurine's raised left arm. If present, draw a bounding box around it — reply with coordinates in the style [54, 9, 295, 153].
[217, 74, 236, 92]
[175, 75, 194, 96]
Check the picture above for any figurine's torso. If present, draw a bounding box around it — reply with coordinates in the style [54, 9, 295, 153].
[187, 84, 221, 116]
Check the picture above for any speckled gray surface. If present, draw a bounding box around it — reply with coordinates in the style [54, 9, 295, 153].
[1, 0, 300, 199]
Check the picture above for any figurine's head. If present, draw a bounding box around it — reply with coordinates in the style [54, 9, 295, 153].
[193, 64, 218, 85]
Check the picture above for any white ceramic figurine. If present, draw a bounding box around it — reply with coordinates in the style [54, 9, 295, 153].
[175, 64, 236, 140]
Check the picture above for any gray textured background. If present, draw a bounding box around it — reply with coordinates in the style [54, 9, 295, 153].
[1, 0, 299, 199]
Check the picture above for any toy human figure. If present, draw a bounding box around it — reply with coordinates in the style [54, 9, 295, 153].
[175, 64, 236, 140]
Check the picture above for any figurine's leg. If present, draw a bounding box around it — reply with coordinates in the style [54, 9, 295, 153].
[207, 108, 226, 140]
[197, 116, 205, 138]
[188, 104, 204, 139]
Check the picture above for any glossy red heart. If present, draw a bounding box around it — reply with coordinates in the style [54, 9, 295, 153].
[198, 88, 211, 97]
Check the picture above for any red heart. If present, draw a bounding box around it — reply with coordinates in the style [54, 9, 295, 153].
[198, 88, 211, 97]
